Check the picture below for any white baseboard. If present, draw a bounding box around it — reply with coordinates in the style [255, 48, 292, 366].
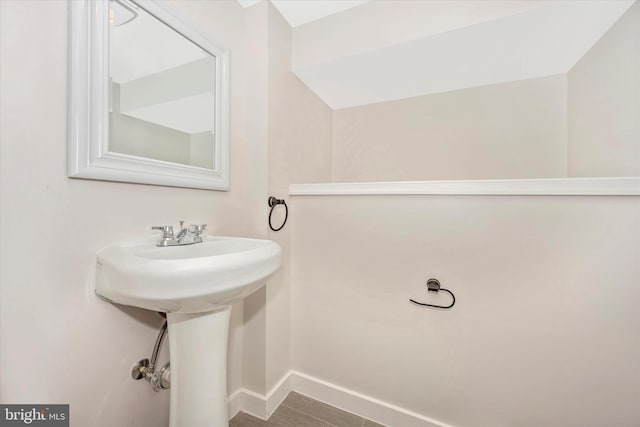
[266, 372, 292, 417]
[227, 389, 243, 420]
[239, 388, 269, 420]
[227, 371, 292, 421]
[228, 370, 451, 427]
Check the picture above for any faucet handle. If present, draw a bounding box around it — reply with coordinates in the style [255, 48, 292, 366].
[151, 225, 174, 238]
[191, 224, 207, 235]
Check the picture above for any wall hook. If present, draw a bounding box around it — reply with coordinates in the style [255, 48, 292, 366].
[410, 278, 455, 309]
[268, 196, 288, 231]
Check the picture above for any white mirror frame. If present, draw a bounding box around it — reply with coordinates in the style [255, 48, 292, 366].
[68, 0, 230, 191]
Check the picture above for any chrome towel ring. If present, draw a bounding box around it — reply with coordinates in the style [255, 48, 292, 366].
[268, 196, 288, 231]
[410, 278, 456, 309]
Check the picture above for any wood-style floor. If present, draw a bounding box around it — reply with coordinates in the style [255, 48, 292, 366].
[230, 392, 386, 427]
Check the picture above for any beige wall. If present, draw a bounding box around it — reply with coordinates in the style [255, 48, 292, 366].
[111, 85, 214, 169]
[329, 2, 640, 183]
[240, 0, 270, 397]
[332, 75, 568, 182]
[3, 1, 636, 426]
[240, 0, 333, 397]
[110, 112, 192, 165]
[0, 0, 259, 425]
[568, 2, 640, 177]
[110, 81, 193, 166]
[189, 131, 214, 169]
[265, 1, 333, 392]
[289, 6, 640, 425]
[291, 194, 640, 426]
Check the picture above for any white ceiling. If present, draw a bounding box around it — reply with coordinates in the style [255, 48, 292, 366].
[291, 0, 636, 109]
[110, 1, 214, 134]
[122, 93, 214, 134]
[237, 0, 635, 109]
[237, 0, 370, 27]
[117, 0, 636, 116]
[110, 2, 208, 83]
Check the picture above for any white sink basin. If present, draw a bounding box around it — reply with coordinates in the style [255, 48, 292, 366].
[96, 236, 281, 313]
[96, 234, 281, 426]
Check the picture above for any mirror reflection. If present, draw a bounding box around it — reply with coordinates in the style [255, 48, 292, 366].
[108, 0, 216, 169]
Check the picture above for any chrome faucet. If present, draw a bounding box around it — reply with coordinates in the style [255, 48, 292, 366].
[152, 221, 207, 247]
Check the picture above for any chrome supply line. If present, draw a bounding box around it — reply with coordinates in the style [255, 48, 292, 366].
[131, 318, 171, 391]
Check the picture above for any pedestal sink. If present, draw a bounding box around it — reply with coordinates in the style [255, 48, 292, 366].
[95, 236, 281, 426]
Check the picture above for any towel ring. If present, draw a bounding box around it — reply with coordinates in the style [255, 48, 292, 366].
[410, 278, 455, 309]
[268, 196, 288, 231]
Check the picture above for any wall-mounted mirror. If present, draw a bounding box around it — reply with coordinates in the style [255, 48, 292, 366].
[68, 0, 230, 190]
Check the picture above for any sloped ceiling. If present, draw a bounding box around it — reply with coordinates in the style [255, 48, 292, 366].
[238, 0, 370, 27]
[237, 0, 634, 110]
[289, 0, 635, 109]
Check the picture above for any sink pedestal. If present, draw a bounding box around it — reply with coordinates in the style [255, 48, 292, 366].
[96, 235, 281, 425]
[167, 306, 232, 427]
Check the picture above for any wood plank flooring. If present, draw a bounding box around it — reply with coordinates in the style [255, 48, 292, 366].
[230, 392, 386, 427]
